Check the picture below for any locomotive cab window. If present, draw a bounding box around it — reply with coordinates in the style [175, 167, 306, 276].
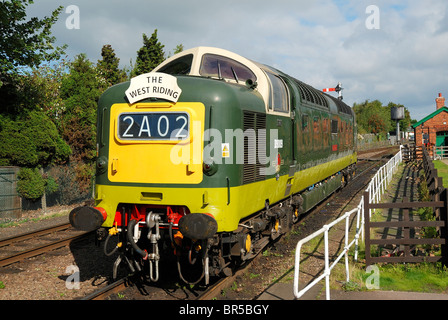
[266, 72, 289, 113]
[199, 54, 256, 83]
[158, 54, 193, 75]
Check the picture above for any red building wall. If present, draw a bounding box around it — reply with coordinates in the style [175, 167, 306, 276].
[413, 93, 448, 157]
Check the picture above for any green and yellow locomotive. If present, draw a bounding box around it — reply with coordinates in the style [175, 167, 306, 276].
[69, 47, 357, 284]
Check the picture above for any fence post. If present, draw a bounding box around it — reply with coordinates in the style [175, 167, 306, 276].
[440, 188, 448, 268]
[402, 196, 410, 259]
[324, 226, 330, 300]
[364, 191, 371, 266]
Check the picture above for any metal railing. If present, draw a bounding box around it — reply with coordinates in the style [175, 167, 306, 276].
[293, 146, 404, 300]
[366, 146, 403, 218]
[293, 205, 363, 300]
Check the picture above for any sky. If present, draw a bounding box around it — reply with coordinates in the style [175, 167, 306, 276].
[26, 0, 448, 123]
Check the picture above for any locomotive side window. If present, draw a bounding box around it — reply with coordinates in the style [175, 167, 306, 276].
[302, 114, 309, 130]
[266, 72, 289, 113]
[313, 117, 319, 133]
[199, 54, 257, 83]
[331, 119, 338, 134]
[158, 54, 193, 75]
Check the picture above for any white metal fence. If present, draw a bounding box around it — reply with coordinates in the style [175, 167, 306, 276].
[293, 146, 404, 300]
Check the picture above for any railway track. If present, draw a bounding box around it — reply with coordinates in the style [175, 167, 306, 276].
[0, 223, 90, 267]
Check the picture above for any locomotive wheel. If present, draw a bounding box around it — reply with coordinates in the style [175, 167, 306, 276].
[293, 207, 300, 223]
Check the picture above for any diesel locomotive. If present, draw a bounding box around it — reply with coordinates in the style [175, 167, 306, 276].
[69, 47, 357, 284]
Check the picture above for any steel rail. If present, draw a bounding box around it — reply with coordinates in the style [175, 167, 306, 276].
[0, 223, 71, 248]
[82, 277, 129, 300]
[0, 231, 91, 267]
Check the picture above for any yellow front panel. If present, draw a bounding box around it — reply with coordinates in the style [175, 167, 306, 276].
[108, 102, 205, 184]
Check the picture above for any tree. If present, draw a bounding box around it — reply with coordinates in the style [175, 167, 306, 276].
[167, 44, 184, 57]
[59, 54, 101, 195]
[0, 1, 66, 117]
[60, 54, 100, 163]
[132, 29, 165, 76]
[173, 44, 184, 55]
[0, 0, 66, 77]
[353, 99, 392, 139]
[97, 44, 127, 88]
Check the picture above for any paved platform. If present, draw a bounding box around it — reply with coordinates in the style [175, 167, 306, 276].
[257, 283, 448, 300]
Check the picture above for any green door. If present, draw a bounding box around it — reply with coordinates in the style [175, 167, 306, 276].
[436, 132, 447, 146]
[436, 131, 448, 158]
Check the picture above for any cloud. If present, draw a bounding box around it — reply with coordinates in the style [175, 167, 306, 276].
[25, 0, 448, 122]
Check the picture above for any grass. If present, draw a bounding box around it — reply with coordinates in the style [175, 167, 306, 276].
[433, 160, 448, 188]
[327, 242, 448, 294]
[349, 262, 448, 293]
[0, 210, 70, 228]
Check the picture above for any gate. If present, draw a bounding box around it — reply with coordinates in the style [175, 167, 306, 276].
[0, 167, 21, 220]
[434, 146, 448, 159]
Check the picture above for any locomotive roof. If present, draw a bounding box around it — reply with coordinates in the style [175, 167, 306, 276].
[153, 47, 352, 116]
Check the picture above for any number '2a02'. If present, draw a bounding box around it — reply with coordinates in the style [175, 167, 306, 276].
[118, 112, 189, 141]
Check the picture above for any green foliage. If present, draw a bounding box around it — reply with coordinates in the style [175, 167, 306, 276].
[433, 160, 448, 188]
[97, 44, 127, 88]
[133, 29, 165, 76]
[353, 100, 413, 138]
[353, 100, 391, 138]
[23, 60, 69, 122]
[418, 174, 438, 240]
[0, 111, 71, 167]
[356, 263, 448, 293]
[16, 167, 58, 200]
[0, 0, 66, 76]
[17, 167, 45, 200]
[0, 59, 68, 119]
[45, 176, 58, 194]
[60, 53, 101, 163]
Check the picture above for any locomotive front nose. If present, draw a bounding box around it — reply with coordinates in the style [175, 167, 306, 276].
[69, 206, 107, 231]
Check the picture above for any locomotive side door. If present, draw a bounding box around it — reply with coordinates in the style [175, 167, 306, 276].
[264, 71, 294, 195]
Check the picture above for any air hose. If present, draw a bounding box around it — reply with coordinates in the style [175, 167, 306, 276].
[104, 223, 120, 256]
[127, 219, 148, 260]
[176, 241, 208, 285]
[104, 233, 119, 256]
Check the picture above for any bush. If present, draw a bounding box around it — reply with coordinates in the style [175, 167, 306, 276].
[17, 168, 45, 201]
[0, 111, 71, 167]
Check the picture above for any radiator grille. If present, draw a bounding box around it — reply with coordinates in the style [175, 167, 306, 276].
[242, 111, 266, 184]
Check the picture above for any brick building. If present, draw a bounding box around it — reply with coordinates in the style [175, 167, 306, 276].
[413, 93, 448, 157]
